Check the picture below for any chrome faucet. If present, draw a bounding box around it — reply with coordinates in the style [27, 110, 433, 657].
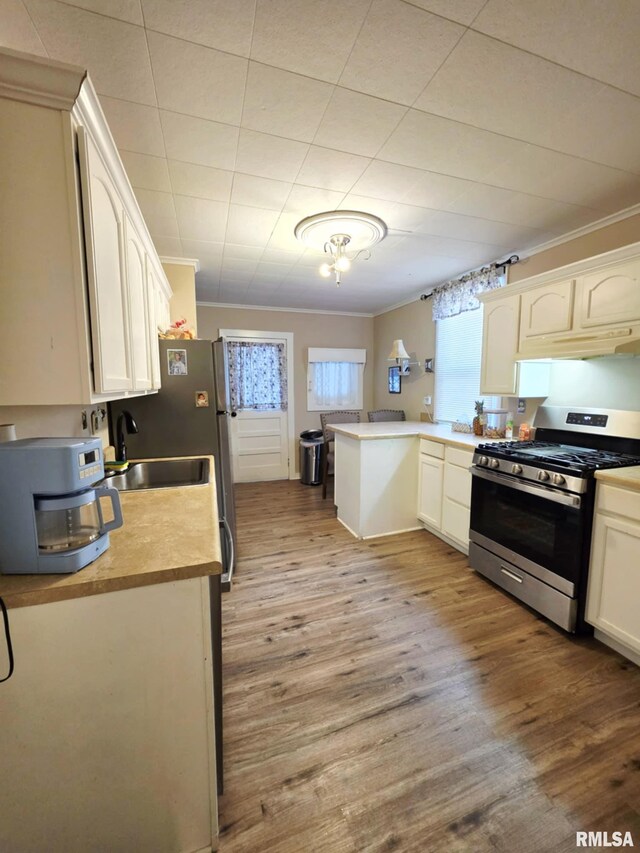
[116, 411, 138, 463]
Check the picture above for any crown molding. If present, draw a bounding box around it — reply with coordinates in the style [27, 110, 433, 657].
[478, 238, 640, 300]
[520, 202, 640, 257]
[196, 300, 373, 318]
[375, 203, 640, 318]
[0, 46, 84, 111]
[160, 257, 201, 272]
[374, 289, 433, 317]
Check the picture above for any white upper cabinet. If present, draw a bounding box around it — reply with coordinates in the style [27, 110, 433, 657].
[519, 279, 574, 340]
[576, 259, 640, 329]
[0, 48, 172, 405]
[147, 263, 169, 390]
[124, 217, 153, 391]
[478, 243, 640, 363]
[480, 294, 520, 395]
[79, 128, 133, 394]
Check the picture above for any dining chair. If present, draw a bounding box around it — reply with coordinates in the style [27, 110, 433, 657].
[367, 409, 406, 422]
[319, 411, 361, 499]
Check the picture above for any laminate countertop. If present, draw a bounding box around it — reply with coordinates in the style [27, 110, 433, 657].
[330, 420, 502, 450]
[0, 455, 222, 609]
[595, 466, 640, 492]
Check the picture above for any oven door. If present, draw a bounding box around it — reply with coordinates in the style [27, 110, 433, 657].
[469, 467, 589, 595]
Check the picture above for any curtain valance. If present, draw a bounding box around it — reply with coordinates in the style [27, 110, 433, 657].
[431, 266, 504, 321]
[307, 348, 367, 364]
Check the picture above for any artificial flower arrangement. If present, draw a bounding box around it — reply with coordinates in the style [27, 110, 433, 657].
[158, 318, 196, 340]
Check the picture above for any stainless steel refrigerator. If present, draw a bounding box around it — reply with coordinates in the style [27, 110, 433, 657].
[109, 338, 235, 794]
[109, 338, 236, 589]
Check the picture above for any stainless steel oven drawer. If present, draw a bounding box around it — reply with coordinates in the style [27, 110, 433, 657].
[469, 541, 578, 632]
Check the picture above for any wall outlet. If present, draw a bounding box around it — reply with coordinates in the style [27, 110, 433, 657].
[424, 395, 432, 406]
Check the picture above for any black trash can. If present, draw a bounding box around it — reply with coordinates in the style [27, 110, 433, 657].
[299, 429, 323, 485]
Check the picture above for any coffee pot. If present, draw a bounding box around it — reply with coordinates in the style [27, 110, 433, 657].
[0, 437, 123, 574]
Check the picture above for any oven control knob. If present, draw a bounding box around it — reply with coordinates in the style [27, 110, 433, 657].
[551, 473, 566, 486]
[488, 459, 500, 469]
[477, 456, 489, 466]
[511, 464, 523, 475]
[537, 470, 550, 481]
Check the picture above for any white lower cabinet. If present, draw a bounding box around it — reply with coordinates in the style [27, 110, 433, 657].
[418, 454, 444, 528]
[0, 578, 218, 852]
[586, 483, 640, 663]
[417, 441, 473, 553]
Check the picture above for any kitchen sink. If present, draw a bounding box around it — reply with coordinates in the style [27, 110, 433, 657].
[106, 458, 210, 491]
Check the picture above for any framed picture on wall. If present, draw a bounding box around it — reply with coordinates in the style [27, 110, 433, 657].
[388, 366, 401, 394]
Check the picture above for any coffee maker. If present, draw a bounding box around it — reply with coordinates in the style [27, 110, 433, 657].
[0, 437, 123, 574]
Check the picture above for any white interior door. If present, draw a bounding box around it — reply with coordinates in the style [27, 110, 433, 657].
[222, 332, 293, 483]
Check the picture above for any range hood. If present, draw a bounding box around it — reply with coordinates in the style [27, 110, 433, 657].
[516, 326, 640, 360]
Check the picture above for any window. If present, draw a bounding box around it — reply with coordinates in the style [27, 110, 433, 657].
[434, 307, 499, 422]
[226, 341, 287, 411]
[307, 348, 366, 411]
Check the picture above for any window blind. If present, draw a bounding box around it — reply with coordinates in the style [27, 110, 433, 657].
[434, 307, 499, 422]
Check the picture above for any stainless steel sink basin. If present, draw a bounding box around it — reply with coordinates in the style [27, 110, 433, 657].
[106, 458, 209, 491]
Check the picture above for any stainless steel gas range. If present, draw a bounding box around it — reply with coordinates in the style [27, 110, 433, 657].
[469, 406, 640, 633]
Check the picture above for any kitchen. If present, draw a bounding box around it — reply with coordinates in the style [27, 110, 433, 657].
[1, 2, 640, 851]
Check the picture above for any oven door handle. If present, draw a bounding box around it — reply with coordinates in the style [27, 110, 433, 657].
[471, 466, 582, 508]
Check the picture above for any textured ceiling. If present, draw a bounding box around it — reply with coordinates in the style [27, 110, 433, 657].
[3, 0, 640, 314]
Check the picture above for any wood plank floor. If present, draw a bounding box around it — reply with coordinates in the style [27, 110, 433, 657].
[218, 480, 640, 853]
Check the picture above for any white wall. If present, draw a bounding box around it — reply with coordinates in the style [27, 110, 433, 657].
[545, 357, 640, 411]
[0, 405, 108, 444]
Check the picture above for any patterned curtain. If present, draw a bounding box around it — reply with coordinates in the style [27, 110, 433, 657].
[431, 266, 504, 321]
[226, 342, 288, 411]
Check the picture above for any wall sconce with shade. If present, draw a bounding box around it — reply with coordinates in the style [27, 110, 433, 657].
[388, 339, 419, 375]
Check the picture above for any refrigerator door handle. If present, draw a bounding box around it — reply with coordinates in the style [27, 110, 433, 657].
[220, 516, 235, 580]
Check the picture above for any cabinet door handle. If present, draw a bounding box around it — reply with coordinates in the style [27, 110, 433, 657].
[500, 566, 524, 584]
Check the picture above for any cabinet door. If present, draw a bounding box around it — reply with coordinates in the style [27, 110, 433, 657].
[441, 499, 471, 547]
[480, 295, 520, 395]
[576, 259, 640, 329]
[124, 216, 152, 391]
[586, 513, 640, 654]
[520, 279, 574, 339]
[442, 456, 472, 547]
[146, 263, 166, 390]
[443, 458, 472, 509]
[516, 360, 551, 398]
[78, 128, 133, 393]
[417, 455, 443, 529]
[155, 279, 170, 334]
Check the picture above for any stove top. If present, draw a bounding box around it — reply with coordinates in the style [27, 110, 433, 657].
[472, 407, 640, 493]
[476, 440, 640, 474]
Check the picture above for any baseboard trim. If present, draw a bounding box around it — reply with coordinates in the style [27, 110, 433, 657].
[594, 629, 640, 667]
[418, 521, 469, 556]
